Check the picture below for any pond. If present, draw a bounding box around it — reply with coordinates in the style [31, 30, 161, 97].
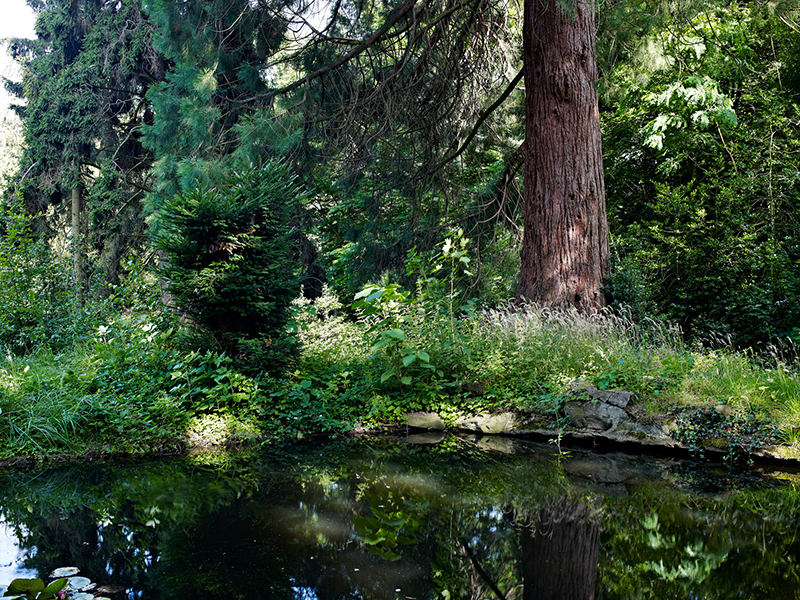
[1, 434, 799, 599]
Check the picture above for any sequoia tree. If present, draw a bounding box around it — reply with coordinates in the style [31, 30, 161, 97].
[515, 0, 609, 310]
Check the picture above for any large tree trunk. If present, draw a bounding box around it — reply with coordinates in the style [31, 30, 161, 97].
[516, 0, 609, 311]
[520, 497, 602, 600]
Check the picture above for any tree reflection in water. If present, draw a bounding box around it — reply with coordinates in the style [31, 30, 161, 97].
[1, 438, 800, 599]
[519, 497, 601, 600]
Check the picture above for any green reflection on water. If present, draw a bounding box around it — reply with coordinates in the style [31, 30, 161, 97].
[1, 436, 799, 599]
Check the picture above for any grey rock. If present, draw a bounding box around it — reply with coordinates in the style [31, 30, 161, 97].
[565, 401, 628, 431]
[568, 380, 598, 395]
[406, 411, 447, 430]
[614, 419, 672, 440]
[456, 412, 517, 434]
[592, 389, 633, 408]
[567, 380, 632, 408]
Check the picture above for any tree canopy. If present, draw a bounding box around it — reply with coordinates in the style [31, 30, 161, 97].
[3, 0, 800, 345]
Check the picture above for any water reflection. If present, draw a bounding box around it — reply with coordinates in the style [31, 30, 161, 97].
[0, 436, 799, 599]
[519, 498, 601, 600]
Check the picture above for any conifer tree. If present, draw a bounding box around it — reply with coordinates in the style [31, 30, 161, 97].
[7, 0, 163, 287]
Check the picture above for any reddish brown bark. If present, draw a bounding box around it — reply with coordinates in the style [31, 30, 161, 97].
[516, 0, 609, 311]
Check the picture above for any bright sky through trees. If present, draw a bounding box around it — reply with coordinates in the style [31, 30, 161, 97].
[0, 1, 35, 185]
[0, 0, 36, 92]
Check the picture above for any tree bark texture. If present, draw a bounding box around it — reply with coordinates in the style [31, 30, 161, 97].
[71, 186, 84, 292]
[516, 0, 609, 310]
[520, 498, 601, 600]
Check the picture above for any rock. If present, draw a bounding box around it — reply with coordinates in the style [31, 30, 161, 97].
[455, 412, 517, 434]
[593, 389, 633, 408]
[568, 380, 598, 394]
[406, 411, 447, 430]
[564, 401, 628, 431]
[568, 381, 632, 408]
[715, 404, 734, 417]
[614, 419, 672, 441]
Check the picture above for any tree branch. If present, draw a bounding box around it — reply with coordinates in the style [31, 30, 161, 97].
[438, 67, 523, 170]
[459, 537, 508, 600]
[236, 0, 418, 104]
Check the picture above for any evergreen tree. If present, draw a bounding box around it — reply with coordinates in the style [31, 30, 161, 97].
[7, 0, 163, 287]
[154, 161, 303, 369]
[142, 0, 522, 296]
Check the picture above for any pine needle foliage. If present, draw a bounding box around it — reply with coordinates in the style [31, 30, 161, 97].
[155, 161, 304, 369]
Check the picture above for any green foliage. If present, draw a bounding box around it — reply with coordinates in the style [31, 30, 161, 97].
[0, 208, 87, 353]
[168, 351, 258, 414]
[154, 161, 303, 370]
[9, 0, 157, 285]
[353, 284, 444, 388]
[602, 0, 800, 345]
[673, 406, 782, 461]
[3, 578, 66, 600]
[141, 0, 292, 199]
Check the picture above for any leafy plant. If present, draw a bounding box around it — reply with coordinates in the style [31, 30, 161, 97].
[3, 578, 67, 600]
[672, 406, 782, 461]
[353, 284, 443, 388]
[168, 350, 257, 414]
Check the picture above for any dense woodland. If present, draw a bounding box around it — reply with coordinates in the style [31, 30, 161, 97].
[0, 0, 799, 458]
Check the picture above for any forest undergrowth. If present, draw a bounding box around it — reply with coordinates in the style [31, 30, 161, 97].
[1, 255, 798, 462]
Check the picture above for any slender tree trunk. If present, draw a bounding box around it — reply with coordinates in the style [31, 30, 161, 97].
[71, 186, 84, 301]
[516, 0, 609, 311]
[520, 497, 601, 600]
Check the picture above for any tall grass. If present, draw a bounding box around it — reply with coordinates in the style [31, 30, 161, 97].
[0, 352, 89, 456]
[457, 303, 690, 406]
[296, 286, 800, 435]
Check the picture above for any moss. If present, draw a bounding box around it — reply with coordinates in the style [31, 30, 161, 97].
[701, 437, 731, 449]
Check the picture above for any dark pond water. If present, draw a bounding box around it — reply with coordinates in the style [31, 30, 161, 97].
[1, 434, 800, 599]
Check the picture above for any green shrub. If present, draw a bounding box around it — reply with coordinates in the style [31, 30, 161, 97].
[154, 161, 304, 371]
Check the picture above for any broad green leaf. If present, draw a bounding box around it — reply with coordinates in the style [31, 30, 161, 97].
[386, 329, 406, 339]
[49, 568, 79, 578]
[65, 576, 92, 591]
[402, 354, 417, 367]
[41, 578, 68, 599]
[7, 579, 45, 595]
[371, 339, 391, 352]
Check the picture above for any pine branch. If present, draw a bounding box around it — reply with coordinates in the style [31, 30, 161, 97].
[437, 67, 523, 170]
[235, 0, 419, 104]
